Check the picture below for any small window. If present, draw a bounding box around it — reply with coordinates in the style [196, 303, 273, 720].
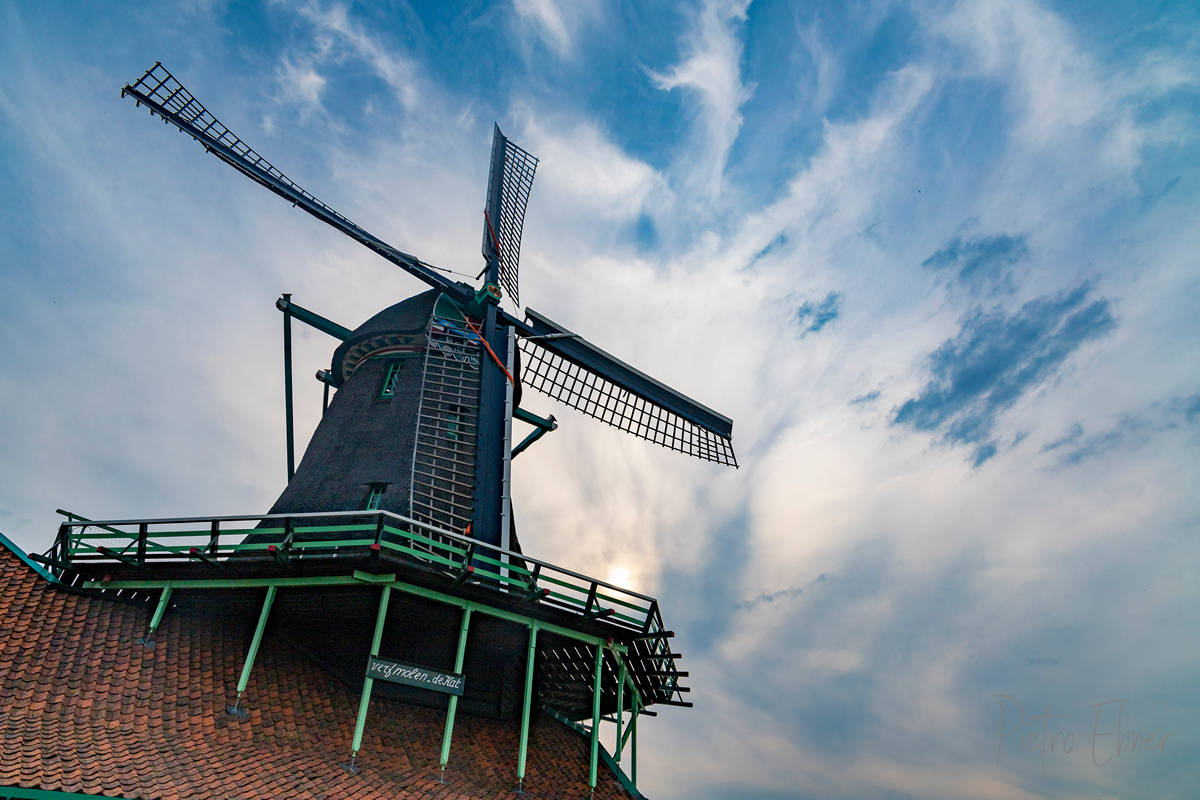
[364, 485, 385, 510]
[380, 362, 404, 398]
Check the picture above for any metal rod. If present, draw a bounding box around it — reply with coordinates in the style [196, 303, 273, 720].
[276, 295, 353, 340]
[439, 605, 473, 770]
[512, 406, 557, 431]
[232, 584, 278, 707]
[590, 643, 604, 790]
[516, 621, 539, 788]
[283, 293, 295, 482]
[510, 426, 549, 460]
[148, 586, 173, 634]
[351, 585, 392, 757]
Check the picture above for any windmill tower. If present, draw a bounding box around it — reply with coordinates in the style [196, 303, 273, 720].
[19, 62, 736, 798]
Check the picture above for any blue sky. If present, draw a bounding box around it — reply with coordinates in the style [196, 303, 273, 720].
[2, 1, 1198, 798]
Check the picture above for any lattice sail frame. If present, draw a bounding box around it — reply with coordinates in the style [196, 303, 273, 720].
[517, 338, 738, 466]
[484, 131, 538, 306]
[125, 64, 363, 230]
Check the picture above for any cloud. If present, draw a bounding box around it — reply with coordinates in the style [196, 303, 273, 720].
[1041, 393, 1200, 466]
[970, 441, 997, 467]
[649, 0, 754, 200]
[518, 115, 669, 222]
[795, 291, 841, 336]
[514, 0, 570, 55]
[1040, 422, 1083, 452]
[734, 573, 827, 611]
[277, 56, 327, 112]
[921, 233, 1030, 293]
[850, 390, 880, 407]
[892, 285, 1117, 461]
[289, 0, 422, 109]
[511, 0, 603, 58]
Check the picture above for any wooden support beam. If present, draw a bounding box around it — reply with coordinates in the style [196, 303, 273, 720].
[228, 584, 277, 717]
[147, 586, 173, 634]
[439, 606, 473, 772]
[349, 584, 392, 771]
[516, 621, 539, 790]
[589, 643, 603, 791]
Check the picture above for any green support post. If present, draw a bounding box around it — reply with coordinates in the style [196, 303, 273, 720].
[229, 584, 277, 715]
[439, 605, 473, 777]
[516, 621, 539, 791]
[589, 643, 603, 793]
[146, 585, 173, 638]
[349, 585, 392, 772]
[615, 658, 626, 763]
[631, 696, 638, 785]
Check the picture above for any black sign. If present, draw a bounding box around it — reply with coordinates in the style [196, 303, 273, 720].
[366, 657, 465, 696]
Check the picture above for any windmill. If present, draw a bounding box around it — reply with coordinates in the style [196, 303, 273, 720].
[4, 61, 740, 793]
[120, 62, 737, 555]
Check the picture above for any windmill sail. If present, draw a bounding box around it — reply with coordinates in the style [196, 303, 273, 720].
[121, 62, 464, 300]
[482, 125, 538, 306]
[519, 309, 737, 466]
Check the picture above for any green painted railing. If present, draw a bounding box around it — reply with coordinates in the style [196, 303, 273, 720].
[51, 509, 665, 636]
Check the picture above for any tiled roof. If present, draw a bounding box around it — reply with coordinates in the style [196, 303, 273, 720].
[0, 544, 636, 799]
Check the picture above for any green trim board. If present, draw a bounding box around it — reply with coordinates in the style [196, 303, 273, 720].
[82, 570, 628, 653]
[0, 789, 135, 800]
[0, 532, 58, 584]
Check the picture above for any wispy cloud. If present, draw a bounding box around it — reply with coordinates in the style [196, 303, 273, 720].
[277, 56, 327, 113]
[795, 291, 841, 336]
[511, 0, 603, 59]
[1041, 393, 1200, 466]
[649, 0, 754, 201]
[892, 285, 1117, 464]
[289, 0, 422, 110]
[734, 573, 827, 611]
[921, 233, 1030, 294]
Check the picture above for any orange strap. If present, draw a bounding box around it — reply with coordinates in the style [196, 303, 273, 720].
[465, 316, 515, 385]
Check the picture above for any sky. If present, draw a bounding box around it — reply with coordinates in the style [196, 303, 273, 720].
[1, 0, 1198, 798]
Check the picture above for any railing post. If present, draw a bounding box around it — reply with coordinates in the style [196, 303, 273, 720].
[439, 605, 473, 778]
[227, 584, 277, 717]
[589, 642, 603, 792]
[516, 620, 539, 791]
[208, 520, 220, 555]
[55, 523, 70, 568]
[349, 584, 392, 772]
[137, 522, 148, 567]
